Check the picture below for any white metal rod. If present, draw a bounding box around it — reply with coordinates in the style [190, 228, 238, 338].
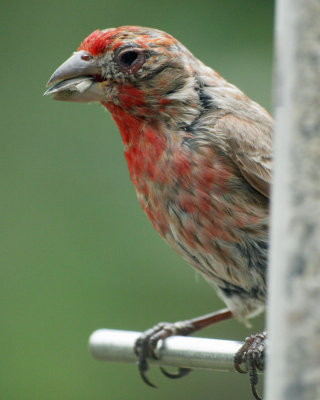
[89, 329, 249, 373]
[267, 0, 320, 399]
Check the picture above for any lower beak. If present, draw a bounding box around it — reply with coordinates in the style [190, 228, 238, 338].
[44, 50, 106, 102]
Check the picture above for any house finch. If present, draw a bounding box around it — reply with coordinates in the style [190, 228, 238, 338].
[45, 26, 272, 399]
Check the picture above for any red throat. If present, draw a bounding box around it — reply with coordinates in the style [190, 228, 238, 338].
[101, 103, 239, 246]
[102, 102, 167, 184]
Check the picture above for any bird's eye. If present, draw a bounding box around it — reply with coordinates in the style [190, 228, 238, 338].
[116, 49, 145, 73]
[81, 53, 92, 61]
[120, 51, 138, 66]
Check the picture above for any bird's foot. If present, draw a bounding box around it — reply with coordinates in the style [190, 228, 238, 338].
[234, 330, 266, 400]
[134, 309, 233, 387]
[134, 320, 195, 387]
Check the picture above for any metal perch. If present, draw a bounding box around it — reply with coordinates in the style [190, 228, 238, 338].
[89, 329, 259, 373]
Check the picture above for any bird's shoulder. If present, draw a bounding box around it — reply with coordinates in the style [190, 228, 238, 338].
[193, 74, 273, 198]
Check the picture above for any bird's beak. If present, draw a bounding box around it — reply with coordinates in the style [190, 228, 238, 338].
[44, 50, 106, 102]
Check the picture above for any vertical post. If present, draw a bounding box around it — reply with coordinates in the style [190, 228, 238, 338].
[266, 0, 320, 399]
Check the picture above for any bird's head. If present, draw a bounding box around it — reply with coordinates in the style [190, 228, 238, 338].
[45, 26, 201, 117]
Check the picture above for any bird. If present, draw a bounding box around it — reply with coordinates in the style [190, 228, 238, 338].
[45, 26, 272, 400]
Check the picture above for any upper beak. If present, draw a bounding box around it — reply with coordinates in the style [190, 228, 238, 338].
[44, 50, 106, 102]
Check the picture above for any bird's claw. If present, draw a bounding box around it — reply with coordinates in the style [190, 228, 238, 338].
[134, 321, 195, 387]
[137, 354, 156, 388]
[234, 330, 266, 400]
[160, 366, 192, 379]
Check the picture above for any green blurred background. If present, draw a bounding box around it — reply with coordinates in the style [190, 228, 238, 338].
[1, 1, 273, 399]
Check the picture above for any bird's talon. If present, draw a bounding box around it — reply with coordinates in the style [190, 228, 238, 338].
[251, 384, 262, 400]
[149, 346, 159, 360]
[137, 355, 157, 388]
[139, 368, 157, 388]
[134, 321, 196, 387]
[234, 361, 247, 374]
[234, 331, 266, 400]
[160, 367, 191, 379]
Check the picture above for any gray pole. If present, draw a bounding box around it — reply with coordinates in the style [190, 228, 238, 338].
[266, 0, 320, 399]
[89, 329, 250, 373]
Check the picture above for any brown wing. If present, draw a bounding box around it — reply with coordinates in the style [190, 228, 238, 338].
[215, 113, 273, 198]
